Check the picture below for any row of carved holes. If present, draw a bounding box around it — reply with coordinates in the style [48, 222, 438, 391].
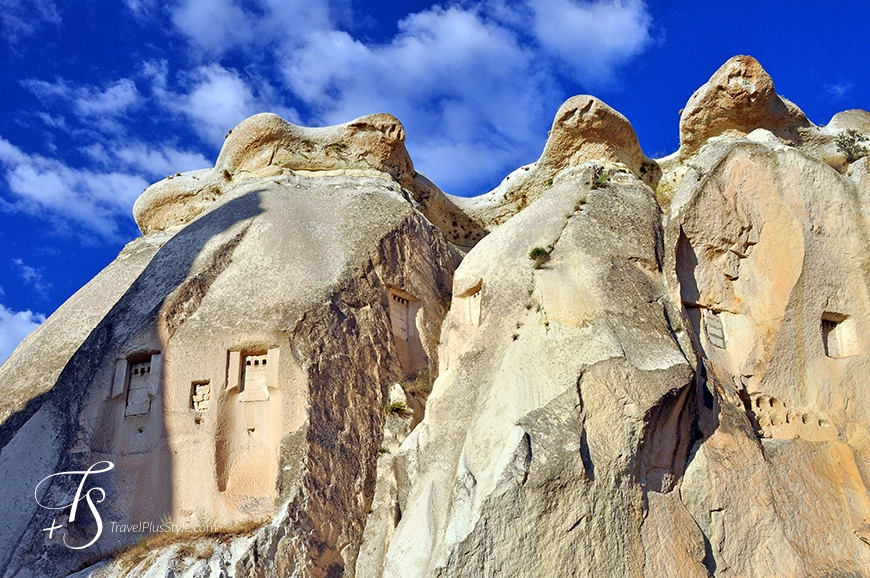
[246, 359, 267, 366]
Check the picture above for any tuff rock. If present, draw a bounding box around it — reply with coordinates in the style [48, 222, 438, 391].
[2, 55, 870, 578]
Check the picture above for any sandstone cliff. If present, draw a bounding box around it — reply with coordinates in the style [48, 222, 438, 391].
[1, 55, 870, 577]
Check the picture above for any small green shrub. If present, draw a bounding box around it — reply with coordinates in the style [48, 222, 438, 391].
[384, 401, 411, 417]
[836, 129, 869, 163]
[591, 169, 610, 189]
[529, 246, 551, 269]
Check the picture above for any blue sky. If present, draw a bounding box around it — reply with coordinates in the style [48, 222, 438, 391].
[1, 0, 869, 362]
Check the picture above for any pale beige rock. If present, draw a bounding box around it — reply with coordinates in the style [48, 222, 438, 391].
[5, 55, 870, 578]
[372, 161, 698, 578]
[134, 112, 488, 251]
[828, 109, 870, 133]
[678, 55, 811, 157]
[133, 112, 416, 235]
[454, 95, 660, 230]
[666, 137, 870, 575]
[216, 112, 414, 181]
[0, 167, 459, 577]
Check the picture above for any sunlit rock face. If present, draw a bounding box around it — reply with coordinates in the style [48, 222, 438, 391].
[0, 115, 459, 577]
[2, 55, 870, 578]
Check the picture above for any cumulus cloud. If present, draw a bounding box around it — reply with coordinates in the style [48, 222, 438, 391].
[0, 137, 148, 239]
[175, 65, 267, 144]
[112, 144, 210, 178]
[529, 0, 652, 84]
[0, 0, 60, 44]
[0, 304, 45, 366]
[9, 0, 653, 240]
[145, 61, 296, 147]
[282, 6, 556, 191]
[137, 0, 653, 194]
[169, 0, 332, 56]
[283, 2, 647, 192]
[269, 1, 650, 192]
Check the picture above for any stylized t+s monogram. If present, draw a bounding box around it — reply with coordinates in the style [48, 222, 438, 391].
[34, 461, 114, 550]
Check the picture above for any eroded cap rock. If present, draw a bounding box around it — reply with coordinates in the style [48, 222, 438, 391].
[134, 112, 416, 234]
[679, 55, 811, 156]
[540, 95, 650, 176]
[455, 95, 659, 230]
[216, 112, 414, 181]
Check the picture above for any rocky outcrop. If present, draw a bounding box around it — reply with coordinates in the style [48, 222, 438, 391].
[133, 113, 487, 252]
[678, 55, 812, 157]
[454, 95, 660, 230]
[377, 160, 697, 577]
[665, 138, 870, 575]
[0, 129, 459, 576]
[365, 57, 870, 578]
[2, 55, 870, 578]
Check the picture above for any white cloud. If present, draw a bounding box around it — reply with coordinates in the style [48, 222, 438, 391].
[177, 65, 263, 144]
[154, 0, 653, 194]
[0, 304, 45, 366]
[82, 141, 210, 179]
[0, 0, 60, 43]
[0, 137, 147, 239]
[823, 82, 853, 101]
[115, 144, 211, 178]
[530, 0, 652, 84]
[282, 6, 555, 192]
[148, 63, 297, 147]
[169, 0, 332, 56]
[23, 78, 141, 133]
[272, 1, 652, 193]
[170, 0, 256, 55]
[124, 0, 158, 18]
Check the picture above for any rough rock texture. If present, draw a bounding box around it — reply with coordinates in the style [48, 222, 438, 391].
[133, 113, 487, 252]
[455, 95, 660, 230]
[3, 55, 870, 578]
[377, 163, 698, 577]
[0, 129, 458, 577]
[363, 57, 870, 578]
[666, 139, 870, 575]
[829, 109, 870, 133]
[678, 55, 812, 157]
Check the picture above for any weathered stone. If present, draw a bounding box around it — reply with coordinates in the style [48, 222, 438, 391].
[679, 55, 811, 157]
[4, 55, 870, 578]
[665, 137, 870, 574]
[0, 160, 458, 577]
[456, 95, 660, 230]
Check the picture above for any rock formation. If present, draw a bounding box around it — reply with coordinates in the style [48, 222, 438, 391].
[1, 55, 870, 577]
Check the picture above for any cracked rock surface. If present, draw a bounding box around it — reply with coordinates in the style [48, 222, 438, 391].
[2, 55, 870, 577]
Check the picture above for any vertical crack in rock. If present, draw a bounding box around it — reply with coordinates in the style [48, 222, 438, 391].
[233, 212, 456, 578]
